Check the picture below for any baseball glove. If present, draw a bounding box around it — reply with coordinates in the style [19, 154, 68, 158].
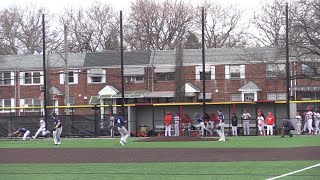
[9, 132, 19, 137]
[217, 126, 221, 130]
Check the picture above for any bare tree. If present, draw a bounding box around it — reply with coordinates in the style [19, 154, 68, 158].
[125, 0, 194, 50]
[60, 3, 118, 53]
[290, 0, 320, 80]
[252, 0, 286, 47]
[251, 0, 304, 48]
[0, 4, 61, 55]
[198, 1, 248, 48]
[0, 8, 19, 55]
[15, 4, 45, 54]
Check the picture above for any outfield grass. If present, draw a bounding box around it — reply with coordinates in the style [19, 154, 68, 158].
[0, 161, 319, 180]
[0, 135, 319, 148]
[1, 136, 319, 180]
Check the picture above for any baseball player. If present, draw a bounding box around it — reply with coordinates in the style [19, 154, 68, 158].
[242, 109, 252, 135]
[231, 113, 238, 136]
[14, 128, 31, 140]
[305, 107, 314, 134]
[217, 109, 225, 142]
[109, 112, 115, 137]
[164, 112, 172, 136]
[257, 112, 265, 136]
[115, 111, 129, 146]
[296, 111, 302, 135]
[52, 112, 62, 145]
[193, 113, 212, 136]
[33, 118, 50, 139]
[314, 110, 320, 135]
[266, 112, 275, 136]
[173, 113, 180, 136]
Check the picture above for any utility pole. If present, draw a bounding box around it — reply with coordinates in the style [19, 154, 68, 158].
[285, 3, 290, 118]
[42, 14, 47, 124]
[64, 25, 70, 115]
[120, 11, 125, 116]
[201, 7, 207, 117]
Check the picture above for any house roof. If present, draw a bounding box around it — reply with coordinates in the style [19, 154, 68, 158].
[152, 47, 284, 66]
[185, 83, 200, 93]
[84, 51, 151, 67]
[0, 53, 85, 70]
[49, 86, 64, 95]
[239, 81, 262, 91]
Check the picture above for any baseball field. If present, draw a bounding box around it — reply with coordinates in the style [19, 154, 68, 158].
[0, 135, 319, 180]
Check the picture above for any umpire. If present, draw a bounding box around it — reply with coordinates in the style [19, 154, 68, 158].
[52, 112, 63, 145]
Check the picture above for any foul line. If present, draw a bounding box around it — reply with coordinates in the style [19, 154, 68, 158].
[266, 163, 320, 180]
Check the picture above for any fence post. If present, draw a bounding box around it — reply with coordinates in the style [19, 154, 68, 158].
[10, 108, 13, 139]
[94, 105, 97, 138]
[71, 107, 74, 138]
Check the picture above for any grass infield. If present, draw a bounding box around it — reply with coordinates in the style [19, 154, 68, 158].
[0, 136, 319, 180]
[0, 135, 319, 148]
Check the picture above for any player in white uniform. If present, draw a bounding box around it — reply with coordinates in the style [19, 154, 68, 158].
[295, 111, 302, 135]
[257, 112, 265, 136]
[305, 109, 314, 134]
[173, 113, 180, 136]
[242, 109, 252, 135]
[314, 111, 320, 135]
[33, 119, 50, 139]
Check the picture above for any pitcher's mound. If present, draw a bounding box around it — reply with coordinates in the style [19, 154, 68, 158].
[135, 136, 221, 142]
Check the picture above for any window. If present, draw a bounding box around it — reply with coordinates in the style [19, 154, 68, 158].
[125, 75, 144, 83]
[301, 64, 320, 76]
[267, 93, 287, 100]
[195, 65, 215, 80]
[230, 65, 241, 79]
[22, 72, 41, 85]
[156, 72, 175, 81]
[60, 70, 78, 84]
[225, 65, 245, 79]
[200, 71, 211, 80]
[0, 72, 11, 85]
[24, 98, 41, 106]
[230, 94, 241, 101]
[68, 72, 75, 83]
[0, 99, 12, 112]
[244, 93, 254, 101]
[266, 64, 286, 78]
[21, 98, 41, 112]
[87, 69, 106, 84]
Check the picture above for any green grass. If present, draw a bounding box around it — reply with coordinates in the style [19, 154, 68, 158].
[0, 161, 319, 180]
[1, 136, 319, 179]
[0, 135, 319, 148]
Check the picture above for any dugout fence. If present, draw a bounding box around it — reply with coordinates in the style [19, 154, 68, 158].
[0, 100, 318, 138]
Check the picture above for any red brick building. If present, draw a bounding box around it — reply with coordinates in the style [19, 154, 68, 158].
[0, 47, 319, 117]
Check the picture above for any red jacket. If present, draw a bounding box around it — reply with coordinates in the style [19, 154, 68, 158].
[266, 115, 275, 125]
[164, 115, 172, 125]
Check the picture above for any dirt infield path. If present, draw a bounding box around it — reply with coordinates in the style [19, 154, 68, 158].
[1, 146, 319, 163]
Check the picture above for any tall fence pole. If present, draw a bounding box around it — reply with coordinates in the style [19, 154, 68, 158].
[42, 14, 48, 125]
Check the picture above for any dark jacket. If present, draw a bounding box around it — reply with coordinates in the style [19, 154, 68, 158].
[231, 115, 238, 126]
[282, 119, 295, 130]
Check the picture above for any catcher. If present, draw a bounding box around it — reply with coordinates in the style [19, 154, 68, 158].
[9, 128, 31, 140]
